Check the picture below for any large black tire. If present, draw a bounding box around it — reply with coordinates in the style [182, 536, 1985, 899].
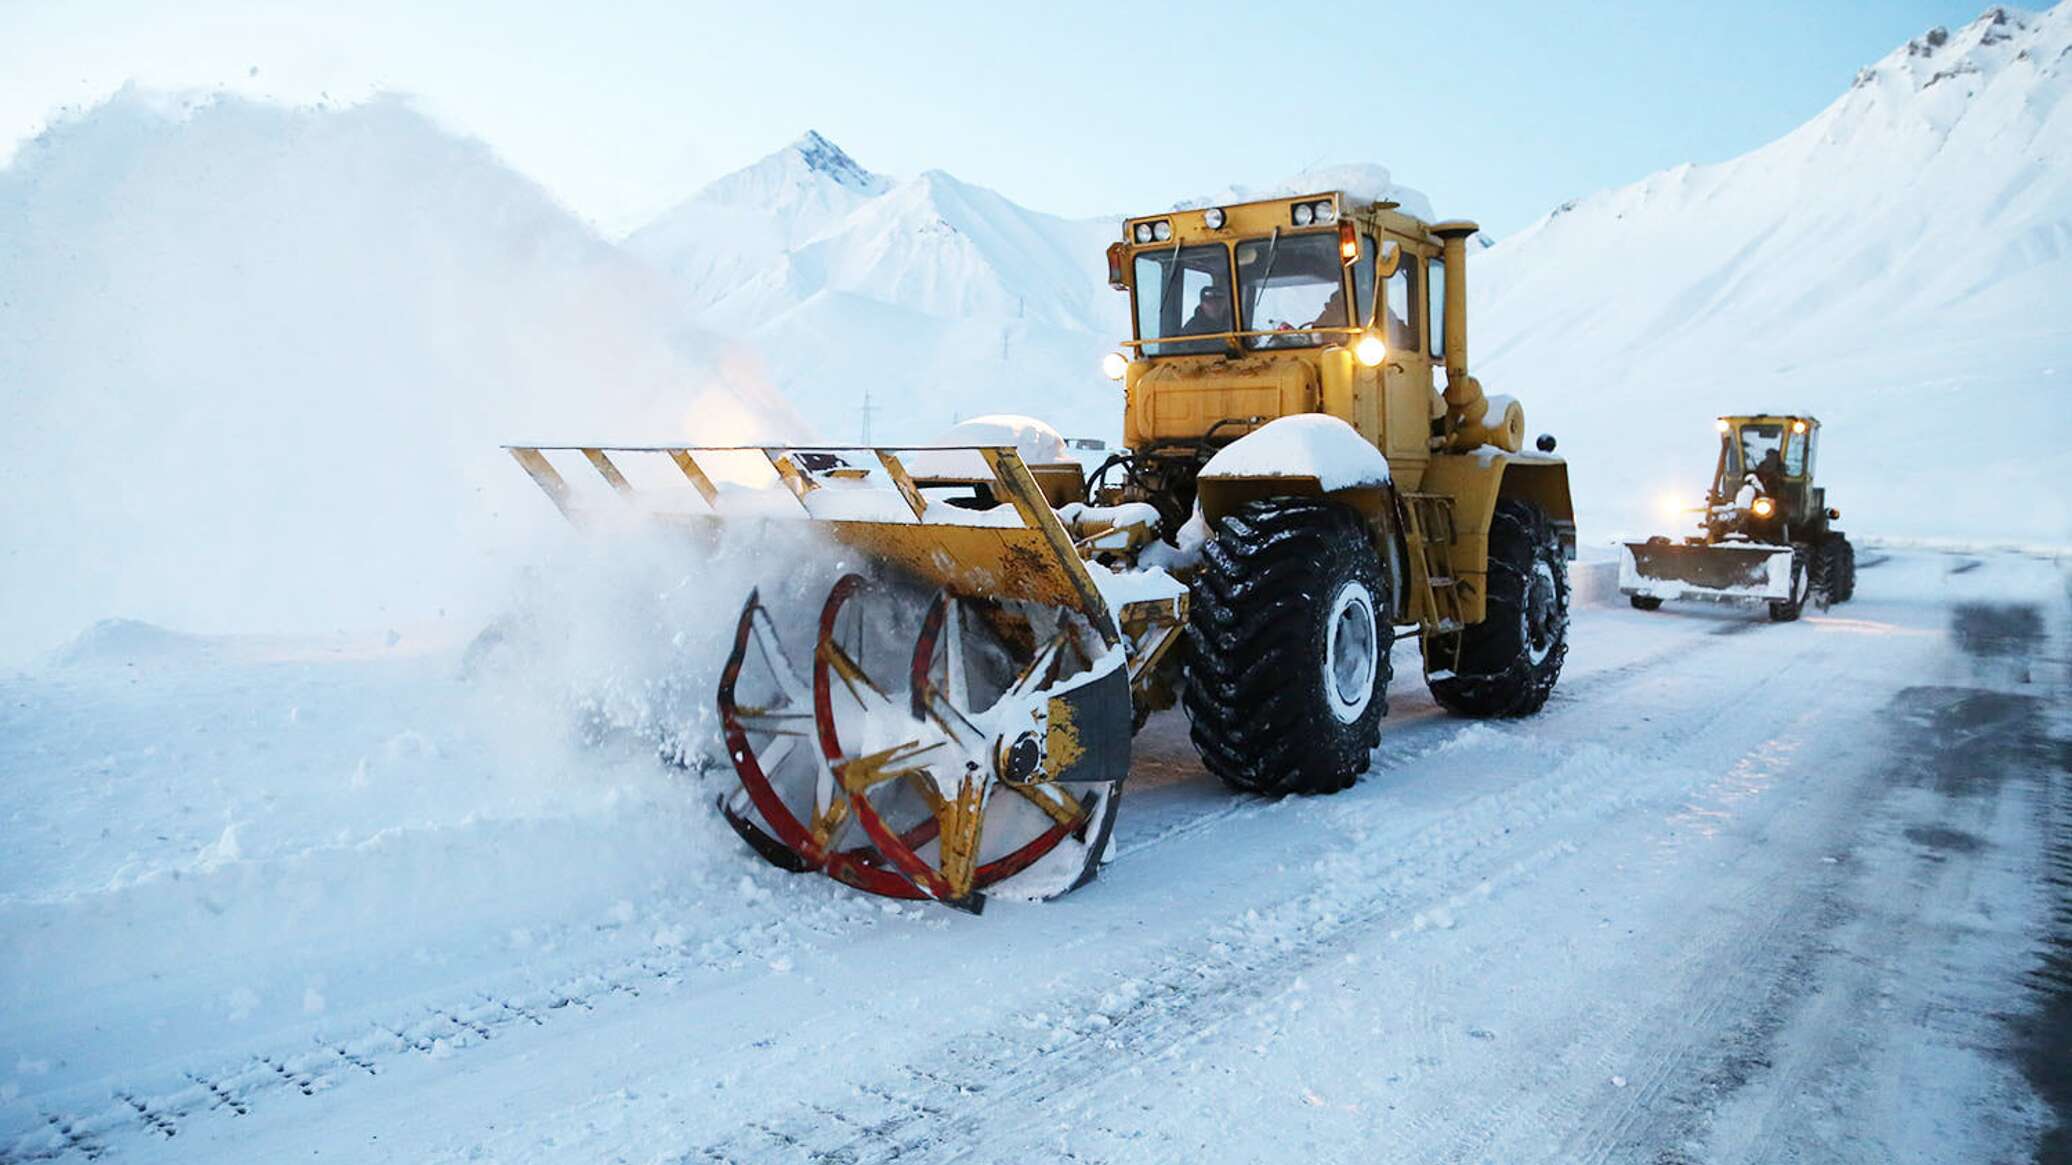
[1835, 537, 1857, 602]
[1184, 498, 1392, 796]
[1426, 500, 1570, 717]
[1629, 595, 1663, 611]
[1810, 538, 1835, 609]
[1768, 544, 1811, 622]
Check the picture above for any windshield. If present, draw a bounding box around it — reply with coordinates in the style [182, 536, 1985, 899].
[1236, 232, 1349, 349]
[1724, 423, 1787, 486]
[1133, 244, 1232, 356]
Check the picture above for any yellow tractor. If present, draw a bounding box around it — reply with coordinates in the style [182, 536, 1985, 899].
[506, 190, 1575, 912]
[1620, 414, 1856, 621]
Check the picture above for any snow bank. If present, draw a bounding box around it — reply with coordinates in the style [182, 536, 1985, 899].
[0, 90, 802, 664]
[0, 517, 865, 1123]
[1199, 414, 1392, 491]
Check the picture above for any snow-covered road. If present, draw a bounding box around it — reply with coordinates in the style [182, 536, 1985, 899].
[3, 549, 2065, 1163]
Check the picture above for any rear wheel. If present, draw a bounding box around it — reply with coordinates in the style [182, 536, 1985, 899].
[1426, 500, 1570, 717]
[1184, 498, 1391, 796]
[1810, 538, 1835, 608]
[1629, 595, 1663, 611]
[1835, 537, 1857, 602]
[1768, 545, 1811, 622]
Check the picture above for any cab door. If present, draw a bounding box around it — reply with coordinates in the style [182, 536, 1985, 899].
[1375, 234, 1436, 487]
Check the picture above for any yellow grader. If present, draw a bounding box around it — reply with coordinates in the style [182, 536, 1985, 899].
[1620, 414, 1856, 621]
[508, 190, 1576, 912]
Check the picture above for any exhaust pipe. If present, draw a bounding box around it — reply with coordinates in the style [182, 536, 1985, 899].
[1430, 221, 1522, 453]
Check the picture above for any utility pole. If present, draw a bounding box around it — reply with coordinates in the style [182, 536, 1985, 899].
[860, 387, 876, 445]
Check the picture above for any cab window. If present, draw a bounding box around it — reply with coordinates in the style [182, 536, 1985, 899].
[1236, 232, 1347, 349]
[1783, 427, 1813, 477]
[1382, 261, 1416, 353]
[1428, 258, 1446, 359]
[1133, 244, 1231, 356]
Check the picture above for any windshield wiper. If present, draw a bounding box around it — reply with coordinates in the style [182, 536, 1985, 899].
[1244, 228, 1282, 334]
[1154, 233, 1186, 338]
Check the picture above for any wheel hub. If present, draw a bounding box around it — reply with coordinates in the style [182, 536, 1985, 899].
[1324, 581, 1379, 724]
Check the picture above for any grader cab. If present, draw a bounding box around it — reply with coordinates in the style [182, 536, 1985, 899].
[506, 189, 1577, 912]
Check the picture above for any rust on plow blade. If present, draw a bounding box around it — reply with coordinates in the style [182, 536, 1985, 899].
[507, 442, 1140, 911]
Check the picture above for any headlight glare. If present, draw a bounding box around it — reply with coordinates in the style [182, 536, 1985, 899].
[1354, 332, 1386, 367]
[1101, 352, 1128, 381]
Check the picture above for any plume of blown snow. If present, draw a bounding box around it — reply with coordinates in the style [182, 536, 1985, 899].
[0, 90, 805, 664]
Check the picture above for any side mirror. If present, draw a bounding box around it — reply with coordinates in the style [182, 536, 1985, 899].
[1374, 239, 1402, 279]
[1536, 433, 1558, 453]
[1105, 242, 1130, 292]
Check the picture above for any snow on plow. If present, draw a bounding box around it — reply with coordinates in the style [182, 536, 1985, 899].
[1619, 538, 1794, 602]
[507, 442, 1184, 912]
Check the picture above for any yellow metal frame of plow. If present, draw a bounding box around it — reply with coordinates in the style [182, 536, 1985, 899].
[505, 443, 1117, 644]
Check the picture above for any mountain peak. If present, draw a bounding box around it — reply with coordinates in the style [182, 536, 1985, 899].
[784, 130, 880, 192]
[1850, 4, 2056, 93]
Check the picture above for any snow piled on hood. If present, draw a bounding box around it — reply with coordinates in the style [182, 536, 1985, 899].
[1200, 414, 1392, 491]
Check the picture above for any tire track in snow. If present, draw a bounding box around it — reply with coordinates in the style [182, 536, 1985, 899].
[674, 637, 1821, 1163]
[1, 602, 1774, 1162]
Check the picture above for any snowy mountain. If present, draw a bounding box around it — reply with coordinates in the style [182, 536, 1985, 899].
[620, 8, 2067, 544]
[624, 131, 891, 318]
[0, 92, 801, 663]
[1471, 4, 2072, 544]
[627, 133, 1123, 443]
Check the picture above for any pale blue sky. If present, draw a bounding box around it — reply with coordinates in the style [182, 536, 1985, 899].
[1, 0, 1997, 238]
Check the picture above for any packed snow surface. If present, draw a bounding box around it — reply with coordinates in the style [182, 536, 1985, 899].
[3, 547, 2065, 1163]
[1199, 413, 1393, 490]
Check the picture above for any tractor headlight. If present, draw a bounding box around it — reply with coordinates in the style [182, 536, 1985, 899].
[1101, 351, 1128, 381]
[1151, 220, 1172, 242]
[1792, 420, 1807, 433]
[1203, 207, 1226, 229]
[1133, 222, 1154, 244]
[1751, 496, 1776, 518]
[1716, 419, 1731, 433]
[1354, 332, 1386, 367]
[1314, 201, 1337, 223]
[1292, 202, 1314, 226]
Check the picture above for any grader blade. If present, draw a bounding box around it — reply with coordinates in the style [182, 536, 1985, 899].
[1619, 539, 1793, 603]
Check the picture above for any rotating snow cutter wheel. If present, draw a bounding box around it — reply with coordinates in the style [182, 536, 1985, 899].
[718, 574, 1129, 913]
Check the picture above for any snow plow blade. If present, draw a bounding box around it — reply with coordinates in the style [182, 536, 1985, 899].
[1619, 539, 1793, 602]
[507, 442, 1180, 911]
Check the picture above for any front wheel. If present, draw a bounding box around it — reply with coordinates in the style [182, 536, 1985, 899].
[1629, 594, 1663, 611]
[1426, 500, 1570, 717]
[1184, 498, 1392, 796]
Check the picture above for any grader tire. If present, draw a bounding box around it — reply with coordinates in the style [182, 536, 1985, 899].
[1835, 538, 1857, 602]
[1811, 539, 1835, 608]
[1427, 500, 1570, 717]
[1184, 498, 1391, 797]
[1629, 595, 1663, 611]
